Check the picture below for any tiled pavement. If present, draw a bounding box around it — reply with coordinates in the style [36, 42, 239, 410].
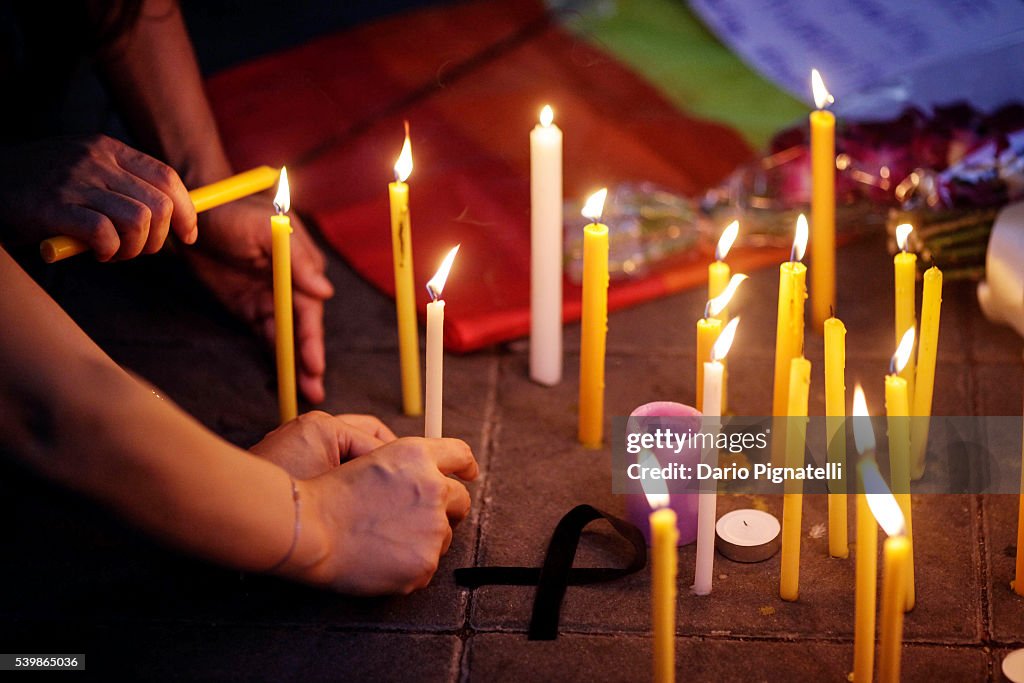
[1, 230, 1022, 681]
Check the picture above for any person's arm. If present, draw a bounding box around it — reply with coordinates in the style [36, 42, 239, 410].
[99, 0, 333, 403]
[0, 245, 477, 594]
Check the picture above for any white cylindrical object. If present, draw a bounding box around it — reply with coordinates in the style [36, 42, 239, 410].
[693, 360, 723, 596]
[529, 117, 564, 386]
[978, 200, 1024, 338]
[425, 299, 445, 438]
[715, 509, 782, 562]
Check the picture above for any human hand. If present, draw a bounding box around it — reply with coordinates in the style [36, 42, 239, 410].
[0, 135, 197, 260]
[182, 196, 334, 403]
[250, 411, 397, 479]
[295, 437, 479, 595]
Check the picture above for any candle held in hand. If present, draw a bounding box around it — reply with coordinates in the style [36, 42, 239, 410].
[810, 69, 836, 331]
[271, 168, 297, 424]
[578, 189, 609, 447]
[40, 165, 282, 263]
[425, 245, 459, 439]
[389, 124, 423, 416]
[530, 105, 564, 387]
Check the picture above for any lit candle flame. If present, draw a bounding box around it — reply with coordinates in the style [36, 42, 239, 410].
[274, 167, 290, 214]
[394, 122, 413, 183]
[711, 316, 740, 363]
[715, 219, 739, 261]
[791, 214, 809, 262]
[581, 188, 608, 223]
[426, 244, 460, 301]
[540, 104, 554, 128]
[639, 448, 670, 509]
[890, 327, 915, 375]
[851, 383, 876, 455]
[705, 273, 748, 318]
[860, 459, 906, 536]
[811, 69, 834, 110]
[895, 223, 913, 253]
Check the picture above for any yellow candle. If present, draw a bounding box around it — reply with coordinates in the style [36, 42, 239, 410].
[886, 328, 916, 611]
[578, 189, 609, 447]
[40, 165, 282, 263]
[650, 504, 678, 683]
[772, 215, 809, 416]
[780, 356, 810, 601]
[389, 126, 423, 417]
[271, 168, 297, 424]
[853, 481, 878, 682]
[894, 223, 918, 403]
[879, 533, 910, 683]
[708, 220, 739, 321]
[850, 386, 877, 683]
[809, 69, 835, 331]
[824, 316, 848, 558]
[911, 266, 942, 480]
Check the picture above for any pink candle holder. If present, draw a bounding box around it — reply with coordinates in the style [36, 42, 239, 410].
[623, 401, 702, 546]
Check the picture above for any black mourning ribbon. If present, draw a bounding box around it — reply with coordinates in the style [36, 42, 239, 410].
[454, 504, 647, 640]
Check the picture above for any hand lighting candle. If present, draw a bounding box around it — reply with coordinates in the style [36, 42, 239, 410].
[862, 460, 910, 683]
[772, 215, 809, 416]
[389, 124, 423, 416]
[578, 189, 609, 447]
[779, 355, 811, 601]
[911, 266, 943, 479]
[694, 316, 740, 596]
[648, 485, 678, 683]
[40, 165, 282, 263]
[271, 168, 297, 424]
[696, 273, 746, 412]
[810, 69, 836, 331]
[825, 315, 848, 558]
[851, 385, 879, 683]
[886, 328, 916, 611]
[530, 105, 564, 387]
[424, 245, 459, 439]
[894, 223, 918, 403]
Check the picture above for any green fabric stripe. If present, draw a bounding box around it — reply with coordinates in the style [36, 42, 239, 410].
[560, 0, 806, 149]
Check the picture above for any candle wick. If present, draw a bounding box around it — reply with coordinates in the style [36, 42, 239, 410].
[743, 520, 748, 526]
[703, 301, 712, 319]
[273, 202, 286, 216]
[426, 283, 440, 303]
[829, 304, 834, 318]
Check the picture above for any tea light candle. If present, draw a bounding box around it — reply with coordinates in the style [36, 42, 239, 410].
[714, 509, 781, 562]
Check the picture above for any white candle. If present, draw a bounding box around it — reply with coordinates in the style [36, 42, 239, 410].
[714, 509, 781, 562]
[693, 317, 740, 595]
[425, 246, 459, 438]
[530, 105, 564, 386]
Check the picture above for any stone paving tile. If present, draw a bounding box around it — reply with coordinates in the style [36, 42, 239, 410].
[464, 632, 989, 683]
[0, 619, 461, 683]
[984, 494, 1024, 645]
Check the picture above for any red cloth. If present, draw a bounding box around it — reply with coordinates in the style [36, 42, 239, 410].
[206, 0, 775, 351]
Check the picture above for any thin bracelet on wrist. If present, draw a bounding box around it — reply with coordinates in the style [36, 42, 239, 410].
[266, 477, 301, 573]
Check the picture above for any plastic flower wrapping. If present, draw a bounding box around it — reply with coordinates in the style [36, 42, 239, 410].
[566, 102, 1024, 283]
